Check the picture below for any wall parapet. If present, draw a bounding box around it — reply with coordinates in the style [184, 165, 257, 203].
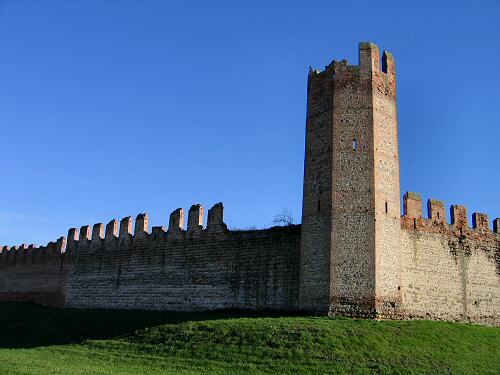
[1, 202, 233, 268]
[0, 236, 68, 268]
[307, 42, 395, 93]
[401, 191, 500, 243]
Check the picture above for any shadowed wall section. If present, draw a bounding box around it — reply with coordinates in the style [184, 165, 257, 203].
[65, 206, 301, 311]
[0, 239, 69, 307]
[0, 204, 301, 311]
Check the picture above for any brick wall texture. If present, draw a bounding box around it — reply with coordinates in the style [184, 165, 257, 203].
[65, 224, 301, 311]
[0, 216, 301, 312]
[0, 42, 498, 326]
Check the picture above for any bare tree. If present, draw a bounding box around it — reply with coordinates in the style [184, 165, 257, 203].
[273, 208, 295, 226]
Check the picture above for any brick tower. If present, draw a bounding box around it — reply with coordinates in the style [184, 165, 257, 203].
[299, 42, 402, 317]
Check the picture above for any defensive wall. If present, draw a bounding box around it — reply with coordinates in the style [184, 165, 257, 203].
[1, 196, 498, 325]
[1, 203, 301, 311]
[400, 193, 500, 326]
[0, 42, 499, 325]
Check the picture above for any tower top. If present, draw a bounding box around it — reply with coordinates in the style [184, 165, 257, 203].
[309, 41, 395, 77]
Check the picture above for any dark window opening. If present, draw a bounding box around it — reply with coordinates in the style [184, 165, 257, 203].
[413, 218, 417, 230]
[437, 212, 440, 219]
[317, 199, 321, 212]
[385, 201, 388, 214]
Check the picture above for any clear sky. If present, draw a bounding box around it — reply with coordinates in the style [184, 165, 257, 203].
[0, 0, 499, 246]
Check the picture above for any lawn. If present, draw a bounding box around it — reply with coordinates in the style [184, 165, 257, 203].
[0, 303, 498, 374]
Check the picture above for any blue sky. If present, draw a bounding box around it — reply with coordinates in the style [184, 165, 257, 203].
[0, 0, 499, 246]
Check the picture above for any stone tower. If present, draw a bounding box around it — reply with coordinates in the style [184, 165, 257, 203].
[299, 42, 401, 317]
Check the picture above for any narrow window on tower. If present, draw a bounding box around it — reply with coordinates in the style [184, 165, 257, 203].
[385, 201, 388, 214]
[353, 139, 357, 150]
[437, 212, 440, 220]
[317, 199, 321, 212]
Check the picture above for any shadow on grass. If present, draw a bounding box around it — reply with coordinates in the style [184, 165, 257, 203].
[0, 302, 304, 349]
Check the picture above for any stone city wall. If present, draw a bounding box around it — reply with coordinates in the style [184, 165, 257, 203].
[0, 237, 69, 307]
[400, 192, 500, 325]
[0, 203, 301, 311]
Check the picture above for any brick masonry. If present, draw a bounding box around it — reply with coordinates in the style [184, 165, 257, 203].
[401, 193, 500, 325]
[65, 210, 301, 311]
[1, 205, 301, 312]
[0, 42, 498, 325]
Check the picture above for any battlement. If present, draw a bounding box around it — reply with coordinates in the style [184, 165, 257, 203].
[0, 201, 300, 311]
[68, 202, 227, 248]
[1, 202, 230, 268]
[402, 191, 500, 241]
[0, 234, 67, 268]
[308, 41, 395, 79]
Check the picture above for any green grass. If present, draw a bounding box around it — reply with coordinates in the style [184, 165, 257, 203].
[0, 303, 498, 374]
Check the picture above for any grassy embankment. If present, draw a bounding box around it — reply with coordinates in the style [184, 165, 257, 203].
[0, 303, 498, 374]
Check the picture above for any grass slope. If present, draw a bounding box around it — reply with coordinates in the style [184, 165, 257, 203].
[0, 303, 498, 374]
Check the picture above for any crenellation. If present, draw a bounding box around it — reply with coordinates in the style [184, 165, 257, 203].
[401, 198, 498, 245]
[307, 41, 390, 79]
[381, 50, 395, 76]
[66, 228, 79, 254]
[403, 192, 422, 218]
[0, 237, 68, 306]
[119, 216, 133, 238]
[359, 41, 380, 73]
[105, 219, 118, 240]
[135, 213, 148, 237]
[43, 242, 56, 259]
[308, 66, 320, 76]
[472, 213, 489, 233]
[427, 199, 445, 224]
[401, 196, 498, 240]
[451, 205, 468, 229]
[80, 225, 91, 241]
[68, 228, 79, 242]
[187, 204, 203, 232]
[56, 236, 67, 253]
[169, 208, 184, 231]
[92, 223, 104, 241]
[207, 202, 227, 232]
